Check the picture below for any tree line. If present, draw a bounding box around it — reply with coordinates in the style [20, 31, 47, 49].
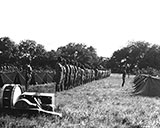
[1, 37, 159, 75]
[108, 41, 160, 75]
[0, 37, 109, 71]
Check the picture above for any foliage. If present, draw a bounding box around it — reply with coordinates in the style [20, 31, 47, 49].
[18, 40, 37, 58]
[0, 37, 18, 65]
[141, 44, 160, 69]
[108, 41, 160, 73]
[0, 37, 109, 70]
[1, 36, 160, 73]
[58, 43, 91, 66]
[56, 43, 106, 68]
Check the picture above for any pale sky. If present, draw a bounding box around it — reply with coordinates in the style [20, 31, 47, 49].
[0, 0, 160, 57]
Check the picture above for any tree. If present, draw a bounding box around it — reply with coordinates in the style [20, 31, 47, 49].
[31, 44, 47, 69]
[127, 41, 150, 69]
[108, 41, 150, 73]
[45, 50, 57, 69]
[108, 47, 129, 72]
[18, 40, 37, 58]
[18, 40, 37, 67]
[141, 44, 160, 69]
[0, 37, 18, 65]
[56, 43, 99, 68]
[98, 57, 110, 69]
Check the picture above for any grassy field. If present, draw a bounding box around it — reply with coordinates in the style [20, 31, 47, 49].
[1, 74, 160, 128]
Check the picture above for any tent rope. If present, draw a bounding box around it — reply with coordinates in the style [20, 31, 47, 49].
[2, 73, 14, 83]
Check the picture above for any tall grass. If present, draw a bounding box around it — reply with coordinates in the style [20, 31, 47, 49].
[0, 74, 160, 127]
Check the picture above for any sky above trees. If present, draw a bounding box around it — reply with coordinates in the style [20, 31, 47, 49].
[1, 0, 160, 57]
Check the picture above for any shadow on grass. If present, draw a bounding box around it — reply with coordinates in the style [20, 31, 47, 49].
[0, 108, 62, 119]
[0, 108, 43, 118]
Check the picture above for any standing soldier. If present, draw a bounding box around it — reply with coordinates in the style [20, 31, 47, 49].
[64, 59, 70, 90]
[24, 55, 33, 91]
[121, 67, 127, 87]
[121, 58, 128, 87]
[55, 57, 64, 92]
[69, 60, 75, 89]
[61, 59, 66, 90]
[25, 64, 33, 91]
[73, 61, 78, 87]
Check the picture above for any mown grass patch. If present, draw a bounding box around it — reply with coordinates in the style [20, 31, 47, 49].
[1, 74, 160, 127]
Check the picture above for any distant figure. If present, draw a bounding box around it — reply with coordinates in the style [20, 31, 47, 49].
[25, 64, 33, 91]
[121, 68, 126, 87]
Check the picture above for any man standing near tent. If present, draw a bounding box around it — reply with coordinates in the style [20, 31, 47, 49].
[120, 57, 129, 87]
[23, 55, 33, 91]
[25, 64, 33, 90]
[121, 68, 126, 87]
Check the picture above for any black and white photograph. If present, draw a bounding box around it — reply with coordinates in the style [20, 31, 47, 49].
[0, 0, 160, 127]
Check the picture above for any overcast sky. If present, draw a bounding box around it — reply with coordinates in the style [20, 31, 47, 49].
[0, 0, 160, 57]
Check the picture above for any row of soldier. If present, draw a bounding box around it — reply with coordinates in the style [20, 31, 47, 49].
[54, 57, 111, 92]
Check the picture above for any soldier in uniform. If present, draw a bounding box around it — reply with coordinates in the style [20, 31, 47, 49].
[121, 68, 127, 87]
[64, 59, 70, 90]
[25, 64, 33, 91]
[24, 55, 33, 91]
[55, 57, 64, 92]
[76, 63, 81, 86]
[69, 60, 74, 89]
[61, 59, 67, 91]
[73, 61, 78, 87]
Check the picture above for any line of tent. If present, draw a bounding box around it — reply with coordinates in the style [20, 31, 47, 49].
[0, 71, 55, 87]
[132, 74, 160, 97]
